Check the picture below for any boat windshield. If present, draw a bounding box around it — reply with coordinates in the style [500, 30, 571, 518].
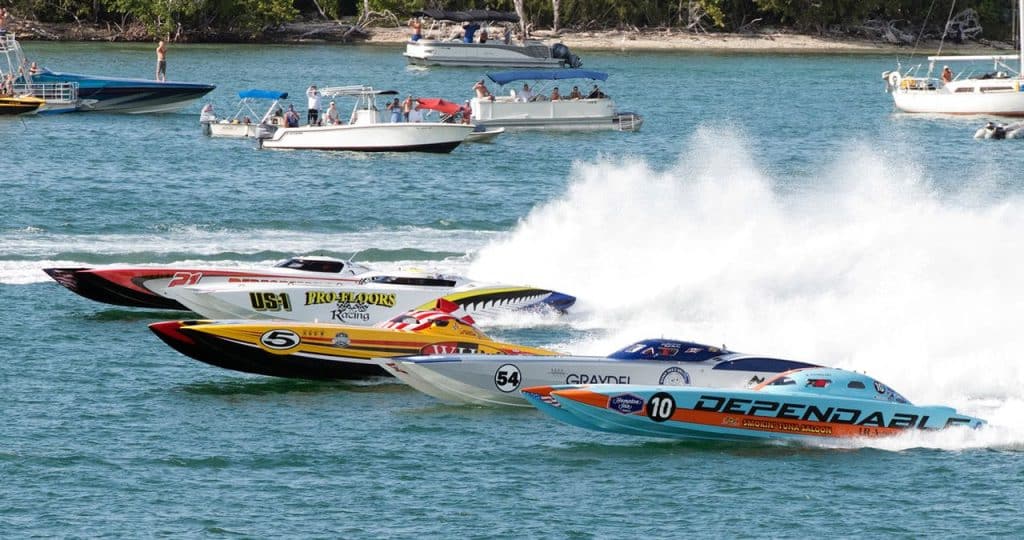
[361, 275, 457, 287]
[274, 258, 345, 273]
[608, 340, 728, 362]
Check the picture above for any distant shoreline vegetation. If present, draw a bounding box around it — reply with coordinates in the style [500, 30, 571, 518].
[3, 0, 1017, 43]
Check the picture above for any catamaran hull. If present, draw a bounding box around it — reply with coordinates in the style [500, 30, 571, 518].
[149, 319, 555, 380]
[43, 265, 364, 310]
[523, 384, 984, 441]
[167, 283, 575, 324]
[259, 123, 473, 153]
[382, 354, 818, 407]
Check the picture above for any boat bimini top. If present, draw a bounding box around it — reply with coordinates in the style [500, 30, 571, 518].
[412, 9, 520, 23]
[486, 69, 608, 85]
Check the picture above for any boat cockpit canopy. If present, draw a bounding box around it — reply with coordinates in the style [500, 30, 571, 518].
[609, 339, 729, 362]
[412, 9, 520, 23]
[274, 257, 347, 273]
[361, 275, 458, 287]
[486, 69, 608, 86]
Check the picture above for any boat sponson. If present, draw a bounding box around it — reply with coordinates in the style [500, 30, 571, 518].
[264, 140, 463, 153]
[149, 321, 389, 380]
[43, 268, 186, 310]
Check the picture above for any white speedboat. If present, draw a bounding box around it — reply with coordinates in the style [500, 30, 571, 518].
[164, 270, 576, 324]
[44, 255, 372, 310]
[883, 1, 1024, 116]
[379, 339, 819, 407]
[201, 89, 288, 138]
[258, 86, 474, 152]
[404, 9, 582, 68]
[471, 70, 643, 131]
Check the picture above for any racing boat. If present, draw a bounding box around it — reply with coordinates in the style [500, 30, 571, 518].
[2, 33, 213, 114]
[380, 339, 819, 407]
[404, 9, 582, 68]
[471, 70, 642, 131]
[258, 86, 474, 153]
[163, 270, 576, 324]
[0, 95, 44, 115]
[149, 300, 557, 379]
[522, 367, 985, 441]
[43, 255, 372, 310]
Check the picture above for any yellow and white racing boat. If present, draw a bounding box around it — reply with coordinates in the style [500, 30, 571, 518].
[149, 300, 556, 379]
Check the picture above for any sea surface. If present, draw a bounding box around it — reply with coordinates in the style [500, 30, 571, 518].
[2, 41, 1023, 537]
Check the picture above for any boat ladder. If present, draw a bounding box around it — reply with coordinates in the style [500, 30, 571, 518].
[616, 113, 640, 132]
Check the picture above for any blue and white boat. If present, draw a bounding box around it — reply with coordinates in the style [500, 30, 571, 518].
[522, 368, 986, 442]
[470, 69, 642, 131]
[2, 33, 213, 114]
[201, 89, 289, 138]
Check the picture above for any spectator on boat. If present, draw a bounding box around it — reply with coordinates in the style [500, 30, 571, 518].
[243, 116, 251, 124]
[1, 73, 13, 96]
[325, 101, 340, 125]
[473, 80, 491, 99]
[519, 83, 533, 102]
[306, 85, 321, 125]
[550, 86, 561, 101]
[463, 22, 480, 44]
[155, 40, 167, 82]
[386, 97, 402, 123]
[569, 86, 582, 99]
[461, 101, 473, 124]
[503, 26, 512, 44]
[409, 18, 423, 42]
[402, 95, 414, 121]
[408, 104, 424, 123]
[29, 61, 41, 75]
[285, 105, 300, 127]
[587, 84, 607, 99]
[942, 65, 954, 83]
[479, 29, 489, 44]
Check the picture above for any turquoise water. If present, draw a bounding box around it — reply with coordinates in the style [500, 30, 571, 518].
[3, 42, 1023, 536]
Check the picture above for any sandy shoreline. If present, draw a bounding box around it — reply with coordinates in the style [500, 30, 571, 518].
[366, 26, 1013, 55]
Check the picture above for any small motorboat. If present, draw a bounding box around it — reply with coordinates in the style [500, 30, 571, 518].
[413, 97, 505, 143]
[43, 255, 372, 310]
[201, 89, 288, 138]
[149, 300, 556, 379]
[0, 94, 44, 115]
[258, 86, 474, 153]
[523, 367, 985, 441]
[380, 339, 819, 407]
[974, 121, 1024, 139]
[162, 270, 576, 324]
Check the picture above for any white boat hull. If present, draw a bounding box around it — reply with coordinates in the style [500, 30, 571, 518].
[891, 78, 1024, 116]
[207, 121, 262, 138]
[260, 122, 473, 152]
[382, 354, 808, 407]
[405, 40, 565, 68]
[471, 97, 642, 131]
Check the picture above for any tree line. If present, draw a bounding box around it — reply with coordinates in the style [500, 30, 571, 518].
[2, 0, 1017, 42]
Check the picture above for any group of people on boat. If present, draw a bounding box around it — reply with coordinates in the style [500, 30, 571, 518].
[385, 94, 427, 123]
[472, 79, 608, 102]
[408, 17, 517, 45]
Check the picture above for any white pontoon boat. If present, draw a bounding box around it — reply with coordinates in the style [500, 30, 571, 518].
[404, 9, 582, 69]
[257, 86, 475, 153]
[470, 70, 643, 131]
[201, 89, 288, 138]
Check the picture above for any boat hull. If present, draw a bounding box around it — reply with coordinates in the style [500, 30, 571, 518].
[471, 97, 642, 131]
[891, 78, 1024, 116]
[0, 96, 44, 115]
[149, 320, 555, 380]
[167, 282, 576, 324]
[260, 123, 473, 153]
[43, 265, 365, 310]
[404, 41, 566, 68]
[382, 353, 818, 407]
[207, 122, 262, 138]
[523, 384, 984, 441]
[32, 71, 215, 114]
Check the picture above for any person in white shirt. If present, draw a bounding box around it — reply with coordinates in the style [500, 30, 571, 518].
[306, 85, 321, 125]
[519, 83, 533, 102]
[325, 101, 339, 125]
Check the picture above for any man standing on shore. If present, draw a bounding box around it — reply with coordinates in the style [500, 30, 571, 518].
[306, 85, 321, 125]
[155, 40, 167, 82]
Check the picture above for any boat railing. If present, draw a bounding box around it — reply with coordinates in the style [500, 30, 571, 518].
[14, 81, 79, 103]
[0, 33, 18, 53]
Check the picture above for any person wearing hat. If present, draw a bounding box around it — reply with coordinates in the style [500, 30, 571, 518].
[941, 65, 954, 84]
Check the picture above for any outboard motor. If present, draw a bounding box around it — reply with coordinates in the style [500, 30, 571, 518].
[551, 43, 582, 68]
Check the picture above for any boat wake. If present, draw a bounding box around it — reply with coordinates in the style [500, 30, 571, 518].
[469, 127, 1024, 451]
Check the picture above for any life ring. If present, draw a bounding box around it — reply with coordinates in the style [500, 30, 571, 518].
[887, 71, 901, 88]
